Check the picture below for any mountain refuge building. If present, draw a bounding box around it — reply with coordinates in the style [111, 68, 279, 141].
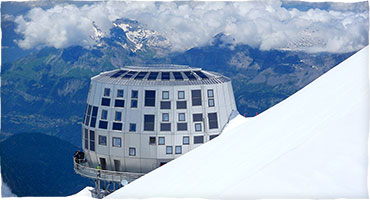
[74, 64, 237, 197]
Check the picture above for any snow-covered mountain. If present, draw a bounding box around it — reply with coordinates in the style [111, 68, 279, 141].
[106, 46, 369, 199]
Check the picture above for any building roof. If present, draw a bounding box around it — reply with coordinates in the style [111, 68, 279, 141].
[92, 65, 231, 86]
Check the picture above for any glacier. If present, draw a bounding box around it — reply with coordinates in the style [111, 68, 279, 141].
[107, 46, 369, 199]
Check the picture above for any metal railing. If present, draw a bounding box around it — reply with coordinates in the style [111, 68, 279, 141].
[73, 160, 145, 183]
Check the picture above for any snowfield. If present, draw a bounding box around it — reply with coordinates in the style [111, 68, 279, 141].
[107, 46, 369, 199]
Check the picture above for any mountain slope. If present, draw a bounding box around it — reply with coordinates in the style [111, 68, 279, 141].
[108, 46, 369, 199]
[0, 133, 92, 197]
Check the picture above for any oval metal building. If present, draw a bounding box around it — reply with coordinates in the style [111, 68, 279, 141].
[80, 64, 237, 176]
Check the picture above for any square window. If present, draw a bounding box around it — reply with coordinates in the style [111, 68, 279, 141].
[207, 89, 214, 98]
[131, 90, 138, 98]
[195, 123, 202, 132]
[115, 111, 122, 121]
[115, 99, 125, 108]
[98, 121, 108, 129]
[162, 91, 169, 99]
[149, 137, 156, 145]
[129, 147, 136, 156]
[99, 135, 107, 146]
[178, 113, 185, 121]
[101, 110, 108, 120]
[112, 137, 121, 147]
[183, 136, 189, 145]
[194, 136, 204, 144]
[176, 101, 187, 109]
[101, 98, 111, 106]
[175, 146, 182, 154]
[160, 101, 171, 109]
[129, 123, 136, 132]
[208, 99, 215, 107]
[117, 89, 124, 98]
[166, 146, 173, 154]
[193, 113, 203, 122]
[178, 91, 185, 99]
[131, 99, 138, 108]
[104, 88, 110, 97]
[112, 122, 123, 130]
[177, 123, 187, 131]
[160, 123, 171, 131]
[162, 113, 169, 121]
[158, 137, 165, 145]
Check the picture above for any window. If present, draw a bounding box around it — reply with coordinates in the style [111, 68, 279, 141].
[99, 135, 107, 146]
[101, 110, 108, 120]
[166, 146, 173, 154]
[177, 123, 187, 131]
[84, 128, 88, 149]
[112, 137, 121, 147]
[104, 88, 110, 97]
[178, 113, 185, 121]
[160, 123, 171, 131]
[210, 135, 218, 140]
[191, 90, 202, 106]
[208, 99, 215, 107]
[112, 122, 123, 131]
[115, 111, 122, 121]
[162, 91, 169, 99]
[145, 90, 156, 107]
[115, 99, 125, 108]
[194, 136, 204, 144]
[183, 136, 189, 145]
[175, 146, 182, 154]
[129, 123, 136, 132]
[89, 130, 95, 151]
[129, 147, 136, 156]
[117, 89, 124, 98]
[178, 91, 185, 99]
[160, 101, 171, 109]
[99, 121, 108, 129]
[101, 98, 111, 106]
[131, 99, 138, 108]
[162, 113, 169, 122]
[176, 101, 187, 109]
[149, 137, 156, 145]
[195, 123, 202, 132]
[90, 106, 98, 128]
[208, 113, 218, 129]
[131, 90, 138, 98]
[158, 137, 165, 145]
[144, 115, 155, 131]
[193, 113, 202, 122]
[131, 90, 138, 108]
[207, 89, 214, 97]
[84, 105, 92, 126]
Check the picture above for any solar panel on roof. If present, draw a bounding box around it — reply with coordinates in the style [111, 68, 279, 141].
[148, 72, 159, 80]
[183, 71, 197, 80]
[122, 71, 138, 79]
[134, 72, 148, 80]
[110, 70, 127, 78]
[194, 71, 208, 79]
[161, 72, 170, 80]
[172, 72, 184, 80]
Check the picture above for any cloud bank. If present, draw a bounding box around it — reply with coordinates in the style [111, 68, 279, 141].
[14, 1, 369, 53]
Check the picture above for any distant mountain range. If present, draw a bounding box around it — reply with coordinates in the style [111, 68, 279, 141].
[1, 17, 356, 147]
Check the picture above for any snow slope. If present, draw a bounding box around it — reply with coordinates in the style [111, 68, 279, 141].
[108, 46, 369, 199]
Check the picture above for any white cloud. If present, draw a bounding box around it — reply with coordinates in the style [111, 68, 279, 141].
[13, 1, 369, 53]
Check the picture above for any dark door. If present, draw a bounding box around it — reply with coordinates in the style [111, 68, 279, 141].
[114, 160, 120, 172]
[99, 158, 107, 170]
